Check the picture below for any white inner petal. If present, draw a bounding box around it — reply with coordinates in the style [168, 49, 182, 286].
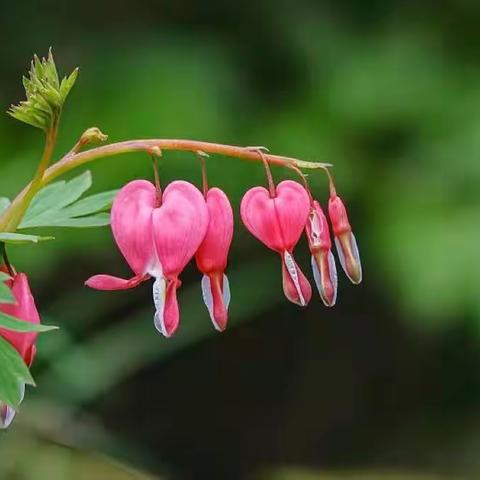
[152, 276, 167, 335]
[350, 233, 362, 282]
[328, 250, 338, 306]
[311, 254, 322, 295]
[335, 233, 362, 283]
[284, 251, 305, 306]
[201, 274, 215, 323]
[222, 274, 231, 309]
[0, 383, 24, 430]
[334, 236, 347, 277]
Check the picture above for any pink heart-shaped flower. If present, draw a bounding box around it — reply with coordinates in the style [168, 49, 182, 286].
[241, 180, 312, 306]
[240, 180, 310, 252]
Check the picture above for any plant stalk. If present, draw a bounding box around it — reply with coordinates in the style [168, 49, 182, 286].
[0, 137, 330, 232]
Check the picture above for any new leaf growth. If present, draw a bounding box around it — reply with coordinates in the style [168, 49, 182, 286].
[7, 49, 78, 131]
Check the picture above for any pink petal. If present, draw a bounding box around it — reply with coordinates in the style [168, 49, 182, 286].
[201, 273, 230, 331]
[305, 201, 332, 251]
[281, 251, 312, 306]
[195, 188, 233, 274]
[111, 180, 157, 276]
[0, 273, 39, 361]
[85, 273, 148, 290]
[311, 251, 338, 307]
[240, 180, 310, 252]
[153, 279, 180, 337]
[152, 181, 209, 278]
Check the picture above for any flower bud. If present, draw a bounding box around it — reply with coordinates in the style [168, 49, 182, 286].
[305, 201, 337, 306]
[328, 194, 362, 284]
[0, 270, 39, 429]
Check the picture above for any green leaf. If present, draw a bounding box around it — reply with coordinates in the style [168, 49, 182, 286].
[19, 171, 114, 230]
[8, 49, 78, 131]
[0, 272, 14, 304]
[0, 233, 54, 244]
[0, 336, 34, 409]
[0, 311, 58, 333]
[60, 190, 116, 218]
[0, 197, 10, 215]
[28, 213, 111, 228]
[0, 284, 14, 304]
[23, 171, 92, 222]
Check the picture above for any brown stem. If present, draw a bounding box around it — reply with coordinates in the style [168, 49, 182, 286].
[0, 138, 330, 232]
[254, 149, 276, 198]
[289, 164, 313, 203]
[151, 156, 162, 206]
[197, 152, 209, 197]
[323, 167, 337, 197]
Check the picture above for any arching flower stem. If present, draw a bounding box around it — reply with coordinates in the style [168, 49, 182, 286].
[0, 138, 331, 233]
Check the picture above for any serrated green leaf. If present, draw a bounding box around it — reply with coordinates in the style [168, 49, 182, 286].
[59, 68, 79, 101]
[0, 198, 10, 215]
[31, 213, 111, 228]
[0, 311, 58, 333]
[0, 283, 15, 304]
[21, 171, 93, 228]
[19, 171, 113, 231]
[0, 233, 54, 244]
[60, 190, 117, 217]
[0, 336, 35, 409]
[23, 181, 67, 219]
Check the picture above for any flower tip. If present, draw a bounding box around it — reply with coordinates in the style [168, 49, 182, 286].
[281, 251, 312, 307]
[311, 252, 338, 307]
[334, 233, 362, 285]
[201, 274, 230, 332]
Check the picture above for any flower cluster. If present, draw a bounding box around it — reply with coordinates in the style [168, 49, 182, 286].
[86, 168, 361, 337]
[0, 269, 40, 428]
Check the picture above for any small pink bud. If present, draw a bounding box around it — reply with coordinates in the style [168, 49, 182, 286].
[328, 194, 362, 284]
[241, 180, 312, 306]
[305, 201, 337, 306]
[195, 188, 233, 331]
[0, 270, 40, 429]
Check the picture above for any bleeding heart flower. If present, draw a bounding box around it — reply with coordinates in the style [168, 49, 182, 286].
[240, 180, 312, 306]
[0, 269, 39, 429]
[305, 201, 337, 306]
[86, 179, 209, 337]
[195, 187, 233, 332]
[328, 193, 362, 284]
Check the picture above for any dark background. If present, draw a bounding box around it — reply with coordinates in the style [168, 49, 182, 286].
[0, 1, 479, 479]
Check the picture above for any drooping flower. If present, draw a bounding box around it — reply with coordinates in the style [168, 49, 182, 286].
[240, 180, 312, 306]
[195, 188, 233, 331]
[86, 179, 209, 337]
[328, 192, 362, 284]
[305, 201, 337, 306]
[0, 269, 39, 429]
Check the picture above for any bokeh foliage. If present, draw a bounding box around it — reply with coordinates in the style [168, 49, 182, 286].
[1, 0, 480, 478]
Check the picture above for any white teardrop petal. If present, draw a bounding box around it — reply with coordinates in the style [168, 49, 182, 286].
[284, 251, 305, 306]
[328, 250, 338, 306]
[311, 254, 322, 296]
[349, 233, 362, 283]
[152, 276, 167, 335]
[334, 236, 347, 278]
[0, 383, 24, 429]
[222, 274, 231, 309]
[201, 274, 215, 323]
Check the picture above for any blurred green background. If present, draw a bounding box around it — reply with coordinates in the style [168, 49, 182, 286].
[1, 0, 479, 478]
